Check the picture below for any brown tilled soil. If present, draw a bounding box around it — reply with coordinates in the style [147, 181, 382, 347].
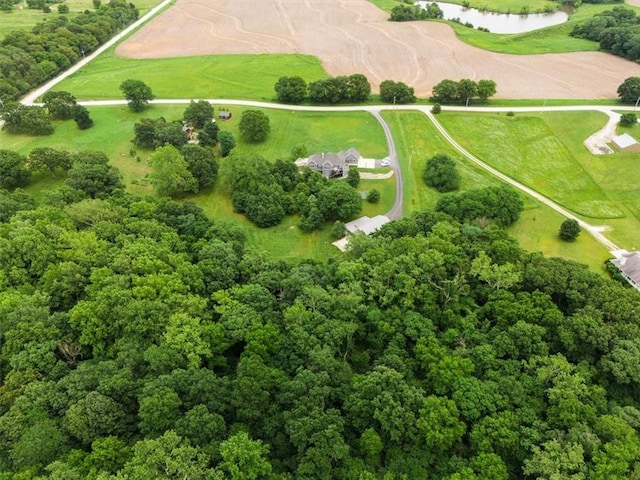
[116, 0, 640, 99]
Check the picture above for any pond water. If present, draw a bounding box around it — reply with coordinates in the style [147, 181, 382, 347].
[416, 1, 569, 34]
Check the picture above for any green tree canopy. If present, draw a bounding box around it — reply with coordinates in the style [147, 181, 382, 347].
[239, 110, 271, 143]
[119, 79, 155, 112]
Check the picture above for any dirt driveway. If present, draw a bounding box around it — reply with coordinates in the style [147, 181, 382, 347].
[116, 0, 640, 99]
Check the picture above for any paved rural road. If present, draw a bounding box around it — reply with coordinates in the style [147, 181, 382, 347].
[368, 110, 403, 220]
[23, 86, 633, 255]
[73, 100, 629, 253]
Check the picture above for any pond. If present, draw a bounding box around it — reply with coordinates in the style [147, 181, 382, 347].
[416, 1, 569, 34]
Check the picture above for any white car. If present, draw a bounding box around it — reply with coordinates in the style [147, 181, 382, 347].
[380, 158, 390, 167]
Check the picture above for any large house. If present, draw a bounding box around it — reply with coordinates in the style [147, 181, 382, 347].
[307, 148, 361, 178]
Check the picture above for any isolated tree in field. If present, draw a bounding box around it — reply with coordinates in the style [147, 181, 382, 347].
[120, 79, 155, 112]
[0, 150, 31, 189]
[198, 120, 219, 147]
[619, 112, 637, 127]
[275, 76, 307, 104]
[218, 131, 236, 157]
[27, 147, 72, 177]
[72, 105, 94, 130]
[183, 100, 214, 128]
[559, 219, 581, 242]
[42, 91, 77, 120]
[367, 189, 380, 203]
[617, 76, 640, 104]
[424, 154, 461, 192]
[149, 144, 197, 197]
[239, 110, 270, 142]
[379, 80, 416, 104]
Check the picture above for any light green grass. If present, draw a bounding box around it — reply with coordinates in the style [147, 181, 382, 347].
[3, 104, 389, 260]
[437, 110, 640, 250]
[380, 110, 503, 213]
[56, 53, 328, 101]
[0, 0, 161, 41]
[380, 109, 616, 272]
[436, 111, 622, 218]
[509, 205, 611, 273]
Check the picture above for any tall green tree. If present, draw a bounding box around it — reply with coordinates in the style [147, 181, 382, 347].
[149, 144, 198, 197]
[26, 147, 72, 177]
[183, 100, 214, 128]
[120, 79, 155, 112]
[423, 154, 460, 192]
[275, 76, 308, 104]
[0, 150, 30, 189]
[239, 110, 271, 142]
[42, 91, 77, 120]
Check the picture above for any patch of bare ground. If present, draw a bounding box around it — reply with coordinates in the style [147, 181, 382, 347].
[116, 0, 640, 99]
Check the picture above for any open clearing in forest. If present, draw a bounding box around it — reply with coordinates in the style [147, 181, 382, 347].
[115, 0, 640, 99]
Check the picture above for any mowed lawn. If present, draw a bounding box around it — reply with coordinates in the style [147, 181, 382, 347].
[436, 111, 621, 218]
[3, 105, 391, 260]
[382, 110, 613, 271]
[55, 53, 328, 101]
[437, 110, 640, 252]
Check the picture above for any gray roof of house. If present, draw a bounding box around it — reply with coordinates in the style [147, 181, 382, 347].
[612, 133, 637, 149]
[345, 215, 390, 235]
[611, 252, 640, 289]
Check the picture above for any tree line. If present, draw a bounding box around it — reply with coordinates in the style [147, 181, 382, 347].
[0, 0, 139, 102]
[0, 181, 639, 478]
[571, 6, 640, 62]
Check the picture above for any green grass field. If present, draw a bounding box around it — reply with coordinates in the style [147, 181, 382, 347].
[380, 109, 615, 272]
[0, 0, 161, 41]
[3, 104, 391, 260]
[436, 110, 640, 251]
[55, 53, 328, 102]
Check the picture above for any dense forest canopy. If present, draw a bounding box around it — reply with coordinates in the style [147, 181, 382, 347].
[0, 183, 639, 479]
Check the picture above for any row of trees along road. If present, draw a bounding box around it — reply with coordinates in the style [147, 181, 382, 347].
[431, 78, 497, 105]
[0, 182, 639, 478]
[1, 92, 93, 136]
[0, 0, 139, 102]
[275, 75, 417, 105]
